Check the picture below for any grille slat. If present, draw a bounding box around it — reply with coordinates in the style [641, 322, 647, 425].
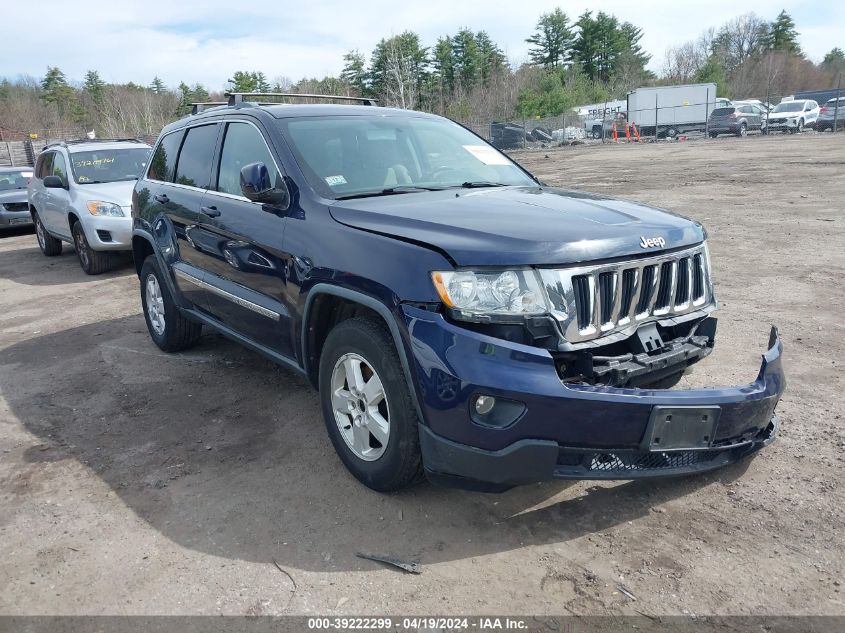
[635, 265, 656, 314]
[675, 257, 690, 305]
[573, 275, 592, 330]
[654, 261, 674, 311]
[618, 269, 636, 320]
[692, 254, 705, 301]
[599, 272, 615, 325]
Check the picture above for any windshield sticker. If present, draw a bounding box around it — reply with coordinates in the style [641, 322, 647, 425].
[325, 175, 347, 186]
[462, 145, 510, 166]
[74, 157, 115, 168]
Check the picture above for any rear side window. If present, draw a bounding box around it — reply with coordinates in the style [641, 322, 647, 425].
[174, 125, 219, 189]
[147, 131, 183, 182]
[216, 122, 280, 197]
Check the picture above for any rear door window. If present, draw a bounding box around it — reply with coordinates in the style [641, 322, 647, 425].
[148, 131, 184, 182]
[174, 125, 219, 189]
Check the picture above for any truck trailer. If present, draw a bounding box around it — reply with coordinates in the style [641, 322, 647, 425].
[627, 83, 720, 138]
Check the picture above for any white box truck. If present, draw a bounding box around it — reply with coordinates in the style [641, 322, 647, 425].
[627, 83, 722, 138]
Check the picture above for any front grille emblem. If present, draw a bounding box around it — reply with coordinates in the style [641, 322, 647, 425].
[640, 236, 666, 249]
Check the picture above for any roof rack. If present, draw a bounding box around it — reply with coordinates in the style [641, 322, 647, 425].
[226, 92, 378, 107]
[44, 138, 145, 149]
[189, 93, 379, 116]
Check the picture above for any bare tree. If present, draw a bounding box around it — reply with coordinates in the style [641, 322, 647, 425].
[383, 38, 418, 109]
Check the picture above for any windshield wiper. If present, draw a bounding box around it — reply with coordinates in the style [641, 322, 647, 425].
[454, 181, 509, 189]
[335, 185, 441, 200]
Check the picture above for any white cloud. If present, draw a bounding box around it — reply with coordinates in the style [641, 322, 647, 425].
[1, 1, 842, 88]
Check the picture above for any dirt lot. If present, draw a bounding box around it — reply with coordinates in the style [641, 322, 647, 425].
[1, 134, 843, 617]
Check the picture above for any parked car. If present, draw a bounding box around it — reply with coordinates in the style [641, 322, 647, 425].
[489, 122, 525, 149]
[763, 100, 820, 134]
[0, 166, 34, 231]
[732, 99, 770, 112]
[707, 105, 762, 137]
[27, 139, 151, 273]
[816, 96, 845, 132]
[132, 93, 785, 492]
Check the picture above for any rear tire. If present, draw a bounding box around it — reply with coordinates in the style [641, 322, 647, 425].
[319, 316, 424, 492]
[34, 212, 62, 256]
[139, 255, 202, 352]
[737, 123, 747, 137]
[72, 222, 111, 275]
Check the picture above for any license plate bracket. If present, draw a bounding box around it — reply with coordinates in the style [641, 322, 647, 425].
[642, 406, 721, 451]
[8, 218, 29, 225]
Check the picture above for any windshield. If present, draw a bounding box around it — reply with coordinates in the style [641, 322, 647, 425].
[0, 170, 32, 191]
[773, 102, 804, 113]
[279, 115, 535, 199]
[69, 148, 150, 184]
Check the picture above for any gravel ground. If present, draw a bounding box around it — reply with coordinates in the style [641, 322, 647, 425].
[0, 133, 843, 616]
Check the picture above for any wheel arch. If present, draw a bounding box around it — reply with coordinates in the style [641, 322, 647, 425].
[302, 284, 424, 421]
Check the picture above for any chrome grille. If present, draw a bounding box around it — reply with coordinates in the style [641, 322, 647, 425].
[539, 243, 714, 346]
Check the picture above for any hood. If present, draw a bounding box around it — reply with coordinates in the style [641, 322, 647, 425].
[0, 189, 28, 205]
[72, 180, 136, 207]
[329, 186, 704, 266]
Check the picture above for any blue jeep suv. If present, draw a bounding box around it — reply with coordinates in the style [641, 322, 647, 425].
[131, 93, 785, 492]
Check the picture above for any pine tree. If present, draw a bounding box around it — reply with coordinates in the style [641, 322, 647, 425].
[525, 8, 575, 67]
[150, 76, 166, 94]
[768, 10, 801, 55]
[341, 50, 368, 95]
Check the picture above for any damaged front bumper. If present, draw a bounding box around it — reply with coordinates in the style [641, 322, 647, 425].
[401, 306, 785, 490]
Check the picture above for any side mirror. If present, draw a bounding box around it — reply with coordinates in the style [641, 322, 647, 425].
[43, 175, 66, 189]
[240, 162, 289, 210]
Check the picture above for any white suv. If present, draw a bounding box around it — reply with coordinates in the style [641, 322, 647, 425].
[28, 139, 151, 274]
[764, 99, 820, 134]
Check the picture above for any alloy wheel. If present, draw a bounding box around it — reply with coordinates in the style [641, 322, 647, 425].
[36, 219, 45, 250]
[75, 230, 89, 269]
[145, 274, 166, 336]
[330, 352, 390, 461]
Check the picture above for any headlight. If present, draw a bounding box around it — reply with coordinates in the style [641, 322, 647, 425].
[86, 201, 124, 217]
[431, 269, 548, 318]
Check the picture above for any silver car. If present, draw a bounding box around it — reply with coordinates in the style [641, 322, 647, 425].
[27, 139, 151, 273]
[0, 166, 34, 230]
[817, 96, 845, 132]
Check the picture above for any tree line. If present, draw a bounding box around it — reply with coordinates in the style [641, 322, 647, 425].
[1, 8, 842, 141]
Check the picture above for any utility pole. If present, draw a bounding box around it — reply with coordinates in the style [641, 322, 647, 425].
[705, 88, 710, 138]
[654, 94, 659, 141]
[834, 72, 841, 134]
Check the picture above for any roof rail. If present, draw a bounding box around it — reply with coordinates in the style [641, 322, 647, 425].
[43, 138, 145, 149]
[225, 92, 379, 107]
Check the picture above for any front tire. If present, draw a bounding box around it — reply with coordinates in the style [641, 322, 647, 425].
[72, 222, 111, 275]
[34, 212, 62, 256]
[139, 255, 202, 352]
[319, 317, 423, 492]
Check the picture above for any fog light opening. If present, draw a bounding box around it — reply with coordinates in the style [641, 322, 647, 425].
[474, 395, 496, 416]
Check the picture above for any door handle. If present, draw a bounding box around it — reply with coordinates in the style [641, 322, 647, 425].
[201, 205, 221, 218]
[154, 193, 169, 204]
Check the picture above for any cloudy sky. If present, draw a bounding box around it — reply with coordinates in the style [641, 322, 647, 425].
[2, 1, 842, 89]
